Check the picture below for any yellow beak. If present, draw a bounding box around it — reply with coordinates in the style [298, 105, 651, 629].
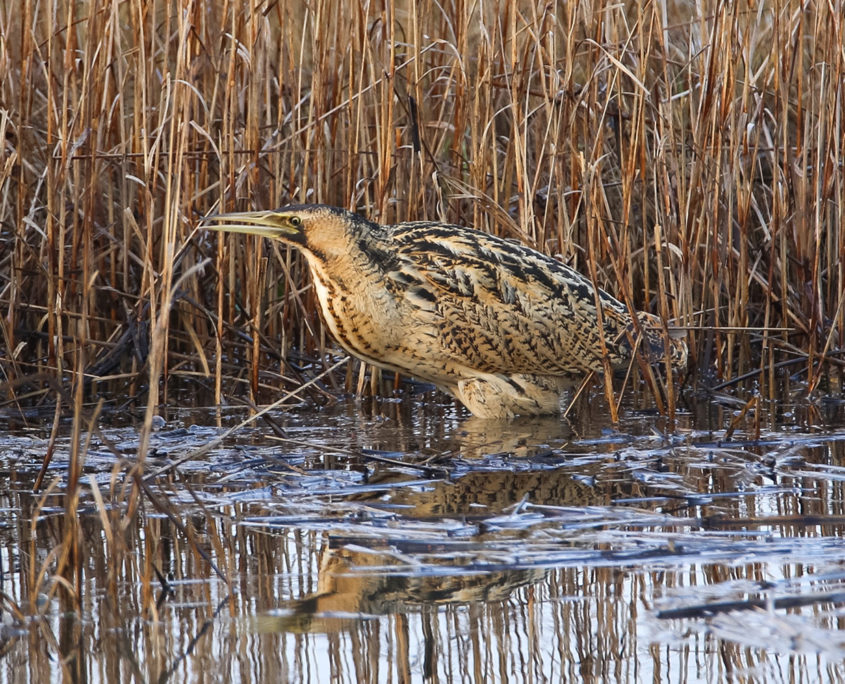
[202, 210, 302, 239]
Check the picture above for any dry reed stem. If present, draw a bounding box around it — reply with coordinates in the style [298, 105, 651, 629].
[1, 2, 842, 394]
[0, 1, 841, 400]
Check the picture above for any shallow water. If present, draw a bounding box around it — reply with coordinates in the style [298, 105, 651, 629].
[2, 391, 845, 682]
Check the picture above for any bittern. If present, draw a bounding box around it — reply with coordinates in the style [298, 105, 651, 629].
[205, 204, 686, 419]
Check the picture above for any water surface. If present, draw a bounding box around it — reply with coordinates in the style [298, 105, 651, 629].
[2, 392, 845, 682]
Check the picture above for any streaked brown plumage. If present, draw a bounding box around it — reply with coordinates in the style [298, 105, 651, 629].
[204, 204, 687, 418]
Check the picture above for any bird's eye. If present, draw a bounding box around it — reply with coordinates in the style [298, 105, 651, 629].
[289, 216, 302, 227]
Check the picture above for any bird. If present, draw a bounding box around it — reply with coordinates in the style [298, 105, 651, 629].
[203, 204, 687, 419]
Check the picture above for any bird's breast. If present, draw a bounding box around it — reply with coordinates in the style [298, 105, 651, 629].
[307, 258, 403, 367]
[305, 255, 460, 386]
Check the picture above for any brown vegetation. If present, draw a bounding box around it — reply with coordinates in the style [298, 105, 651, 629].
[2, 0, 844, 420]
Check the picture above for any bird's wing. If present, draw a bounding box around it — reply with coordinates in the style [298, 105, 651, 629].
[384, 223, 640, 376]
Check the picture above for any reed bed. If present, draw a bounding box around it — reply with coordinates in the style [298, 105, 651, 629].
[3, 0, 844, 416]
[1, 0, 845, 617]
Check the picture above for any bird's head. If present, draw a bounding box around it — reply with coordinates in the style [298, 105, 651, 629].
[202, 204, 369, 261]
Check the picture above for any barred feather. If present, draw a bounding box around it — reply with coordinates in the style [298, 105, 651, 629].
[205, 204, 687, 418]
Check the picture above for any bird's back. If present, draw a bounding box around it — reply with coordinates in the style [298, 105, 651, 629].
[372, 220, 680, 379]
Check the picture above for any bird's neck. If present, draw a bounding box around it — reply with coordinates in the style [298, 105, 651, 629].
[304, 241, 399, 368]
